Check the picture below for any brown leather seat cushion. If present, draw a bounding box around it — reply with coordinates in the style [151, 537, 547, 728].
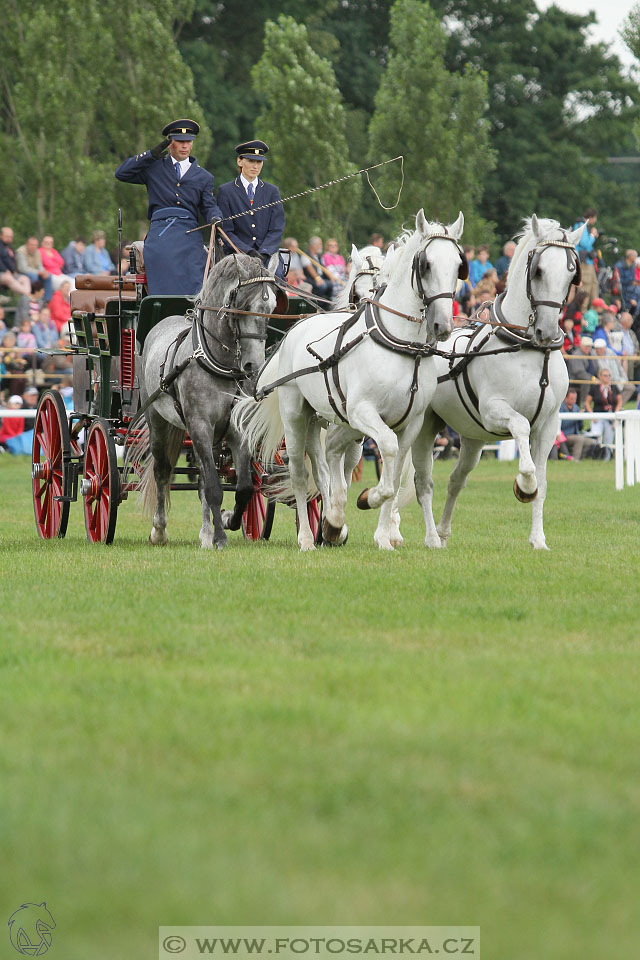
[74, 274, 137, 291]
[70, 289, 137, 315]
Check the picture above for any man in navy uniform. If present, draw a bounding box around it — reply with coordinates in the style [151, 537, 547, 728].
[217, 141, 285, 264]
[115, 119, 222, 295]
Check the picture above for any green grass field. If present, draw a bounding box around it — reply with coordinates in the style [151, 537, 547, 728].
[1, 454, 639, 960]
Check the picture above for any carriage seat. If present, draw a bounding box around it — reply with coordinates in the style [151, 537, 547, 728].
[71, 274, 137, 316]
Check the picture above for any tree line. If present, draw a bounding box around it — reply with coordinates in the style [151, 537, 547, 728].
[2, 0, 640, 255]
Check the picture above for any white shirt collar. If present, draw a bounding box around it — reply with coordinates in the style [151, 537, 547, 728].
[240, 174, 259, 194]
[171, 156, 191, 177]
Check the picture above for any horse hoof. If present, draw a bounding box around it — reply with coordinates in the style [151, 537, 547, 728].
[357, 488, 371, 510]
[322, 528, 348, 547]
[513, 478, 537, 502]
[322, 517, 344, 543]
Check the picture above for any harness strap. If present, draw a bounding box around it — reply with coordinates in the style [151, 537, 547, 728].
[530, 348, 551, 429]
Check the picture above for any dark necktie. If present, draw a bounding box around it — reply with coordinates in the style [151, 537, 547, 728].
[247, 182, 254, 204]
[175, 161, 181, 180]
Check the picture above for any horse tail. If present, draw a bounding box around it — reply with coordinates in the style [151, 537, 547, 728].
[232, 352, 285, 463]
[125, 420, 185, 517]
[396, 452, 417, 509]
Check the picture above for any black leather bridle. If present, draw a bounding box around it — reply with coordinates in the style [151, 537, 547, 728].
[525, 236, 582, 316]
[410, 233, 468, 318]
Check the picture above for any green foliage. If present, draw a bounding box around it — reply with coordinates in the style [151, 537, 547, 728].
[0, 0, 205, 246]
[251, 15, 361, 246]
[369, 0, 495, 243]
[430, 0, 640, 246]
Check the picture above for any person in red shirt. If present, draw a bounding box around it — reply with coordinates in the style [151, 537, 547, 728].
[0, 395, 25, 452]
[39, 235, 73, 291]
[49, 280, 72, 332]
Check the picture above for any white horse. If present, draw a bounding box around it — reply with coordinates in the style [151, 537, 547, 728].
[378, 215, 585, 551]
[332, 244, 385, 310]
[233, 210, 468, 551]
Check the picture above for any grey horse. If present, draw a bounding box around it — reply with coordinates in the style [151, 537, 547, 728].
[136, 251, 280, 548]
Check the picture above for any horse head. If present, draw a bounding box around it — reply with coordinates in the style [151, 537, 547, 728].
[198, 252, 279, 377]
[513, 215, 585, 347]
[347, 244, 384, 306]
[410, 209, 465, 342]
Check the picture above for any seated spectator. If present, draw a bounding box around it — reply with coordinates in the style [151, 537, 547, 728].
[562, 317, 581, 351]
[566, 335, 596, 404]
[593, 338, 634, 404]
[615, 249, 640, 313]
[594, 315, 623, 355]
[27, 279, 46, 321]
[282, 237, 304, 273]
[558, 388, 596, 460]
[469, 244, 493, 287]
[32, 305, 60, 358]
[61, 236, 86, 277]
[585, 368, 621, 459]
[39, 234, 74, 291]
[49, 281, 72, 332]
[0, 331, 28, 396]
[16, 318, 37, 358]
[16, 236, 52, 303]
[321, 238, 347, 286]
[285, 268, 312, 294]
[618, 311, 639, 386]
[588, 297, 608, 332]
[0, 226, 31, 304]
[0, 394, 27, 454]
[563, 289, 588, 325]
[83, 230, 115, 275]
[22, 384, 40, 410]
[474, 277, 497, 304]
[494, 241, 515, 279]
[0, 306, 7, 344]
[462, 245, 475, 281]
[301, 235, 333, 302]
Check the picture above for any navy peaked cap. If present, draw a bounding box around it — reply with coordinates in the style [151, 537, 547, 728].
[236, 140, 269, 160]
[162, 119, 200, 141]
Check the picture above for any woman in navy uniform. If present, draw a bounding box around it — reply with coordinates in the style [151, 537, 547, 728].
[216, 141, 285, 264]
[115, 119, 222, 295]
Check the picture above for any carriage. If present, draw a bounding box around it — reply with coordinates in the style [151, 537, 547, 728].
[30, 226, 322, 545]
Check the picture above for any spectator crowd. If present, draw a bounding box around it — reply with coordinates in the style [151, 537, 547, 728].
[3, 212, 640, 461]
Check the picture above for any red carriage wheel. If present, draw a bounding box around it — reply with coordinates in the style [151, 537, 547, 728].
[32, 389, 72, 539]
[242, 461, 275, 540]
[242, 489, 276, 540]
[82, 419, 120, 544]
[296, 496, 323, 545]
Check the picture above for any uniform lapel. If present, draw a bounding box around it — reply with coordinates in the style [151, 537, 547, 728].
[234, 176, 251, 211]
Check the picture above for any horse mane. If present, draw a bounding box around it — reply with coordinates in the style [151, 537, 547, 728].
[378, 219, 448, 284]
[508, 217, 563, 283]
[194, 252, 267, 305]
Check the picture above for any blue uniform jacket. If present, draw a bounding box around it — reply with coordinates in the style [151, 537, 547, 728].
[114, 150, 222, 295]
[217, 177, 285, 258]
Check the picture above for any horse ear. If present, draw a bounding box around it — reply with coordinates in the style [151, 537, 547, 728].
[448, 211, 464, 240]
[531, 214, 541, 238]
[266, 252, 279, 276]
[568, 222, 587, 246]
[416, 209, 428, 236]
[350, 244, 363, 271]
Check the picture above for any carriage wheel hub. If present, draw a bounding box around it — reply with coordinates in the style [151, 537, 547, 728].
[32, 459, 51, 482]
[80, 476, 101, 500]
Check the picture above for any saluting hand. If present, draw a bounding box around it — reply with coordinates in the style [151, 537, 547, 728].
[149, 138, 171, 159]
